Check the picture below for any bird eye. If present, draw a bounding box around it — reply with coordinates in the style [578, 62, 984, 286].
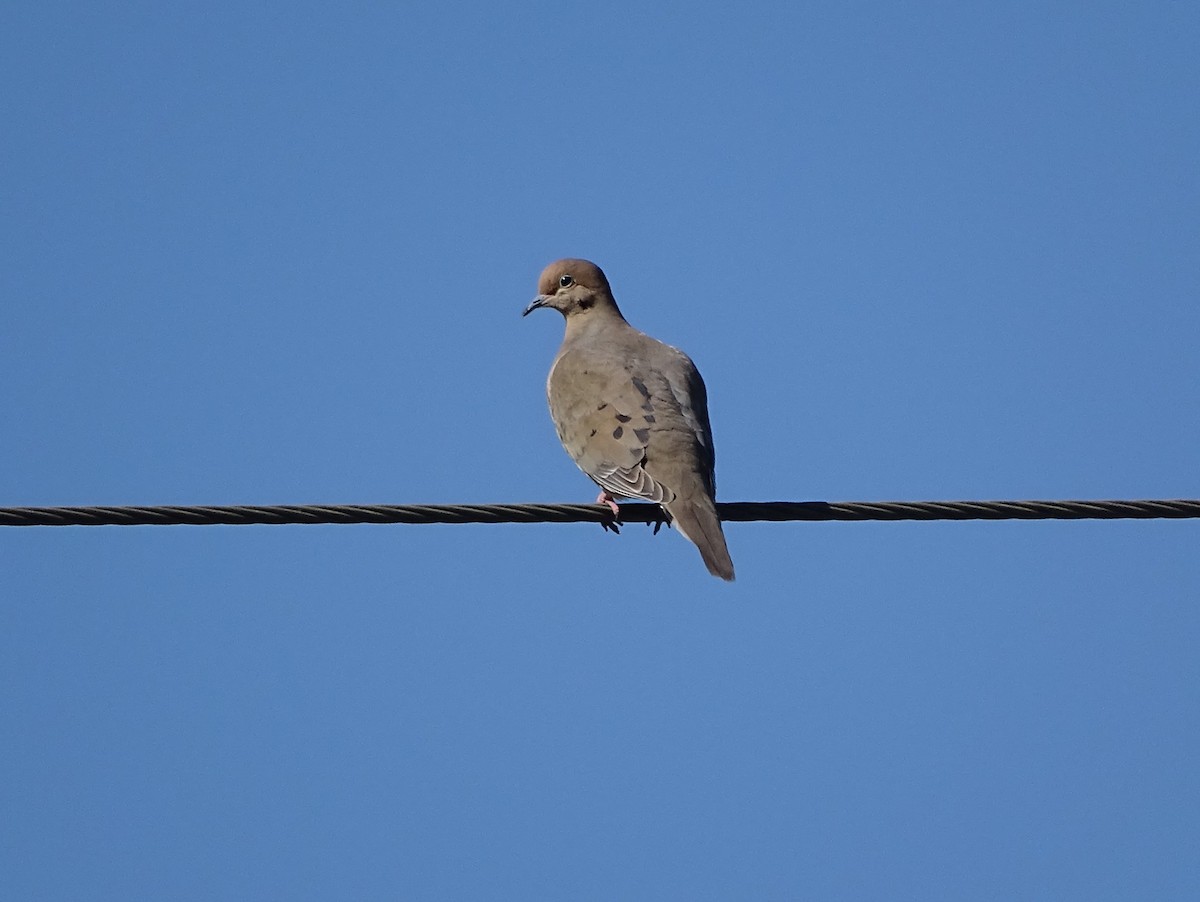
[559, 274, 574, 288]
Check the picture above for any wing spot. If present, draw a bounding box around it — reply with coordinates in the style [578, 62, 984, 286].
[615, 413, 631, 423]
[631, 377, 651, 398]
[634, 428, 650, 443]
[612, 426, 624, 439]
[643, 414, 656, 423]
[596, 402, 608, 411]
[589, 429, 597, 437]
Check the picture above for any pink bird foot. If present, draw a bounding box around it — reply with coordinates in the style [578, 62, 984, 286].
[595, 490, 621, 533]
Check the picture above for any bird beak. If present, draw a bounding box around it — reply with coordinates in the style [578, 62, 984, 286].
[522, 295, 549, 317]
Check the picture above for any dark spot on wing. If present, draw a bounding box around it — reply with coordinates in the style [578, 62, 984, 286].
[597, 402, 608, 411]
[612, 426, 624, 439]
[615, 413, 631, 423]
[643, 414, 656, 423]
[589, 429, 597, 437]
[631, 377, 650, 398]
[634, 428, 650, 444]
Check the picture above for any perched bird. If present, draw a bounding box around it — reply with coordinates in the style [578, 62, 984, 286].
[523, 258, 735, 581]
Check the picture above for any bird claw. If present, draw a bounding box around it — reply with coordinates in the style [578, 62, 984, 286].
[650, 507, 672, 535]
[596, 490, 621, 533]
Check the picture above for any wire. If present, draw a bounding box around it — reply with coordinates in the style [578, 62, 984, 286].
[1, 498, 1197, 527]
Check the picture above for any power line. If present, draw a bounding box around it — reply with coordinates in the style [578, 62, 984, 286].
[1, 498, 1197, 528]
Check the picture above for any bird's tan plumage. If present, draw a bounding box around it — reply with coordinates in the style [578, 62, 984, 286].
[524, 258, 735, 581]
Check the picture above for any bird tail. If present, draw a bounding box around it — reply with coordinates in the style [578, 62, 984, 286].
[666, 497, 735, 581]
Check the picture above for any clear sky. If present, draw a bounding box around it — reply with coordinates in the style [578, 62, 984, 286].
[2, 2, 1198, 899]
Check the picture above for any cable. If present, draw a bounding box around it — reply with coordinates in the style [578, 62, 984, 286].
[1, 498, 1197, 527]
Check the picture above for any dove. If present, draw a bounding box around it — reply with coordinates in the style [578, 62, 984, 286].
[523, 258, 735, 581]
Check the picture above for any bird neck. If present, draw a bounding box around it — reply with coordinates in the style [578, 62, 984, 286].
[562, 304, 627, 342]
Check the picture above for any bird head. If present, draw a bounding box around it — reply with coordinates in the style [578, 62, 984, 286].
[523, 258, 620, 319]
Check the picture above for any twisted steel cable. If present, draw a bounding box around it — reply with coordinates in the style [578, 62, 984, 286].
[1, 498, 1198, 528]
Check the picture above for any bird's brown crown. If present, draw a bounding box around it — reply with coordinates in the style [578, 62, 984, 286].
[536, 258, 612, 297]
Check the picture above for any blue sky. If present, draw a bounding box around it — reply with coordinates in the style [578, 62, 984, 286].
[2, 2, 1198, 898]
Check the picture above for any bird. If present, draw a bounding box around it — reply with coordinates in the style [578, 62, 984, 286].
[523, 258, 735, 581]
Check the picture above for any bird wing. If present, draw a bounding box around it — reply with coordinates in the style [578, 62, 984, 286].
[652, 345, 717, 498]
[547, 346, 675, 503]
